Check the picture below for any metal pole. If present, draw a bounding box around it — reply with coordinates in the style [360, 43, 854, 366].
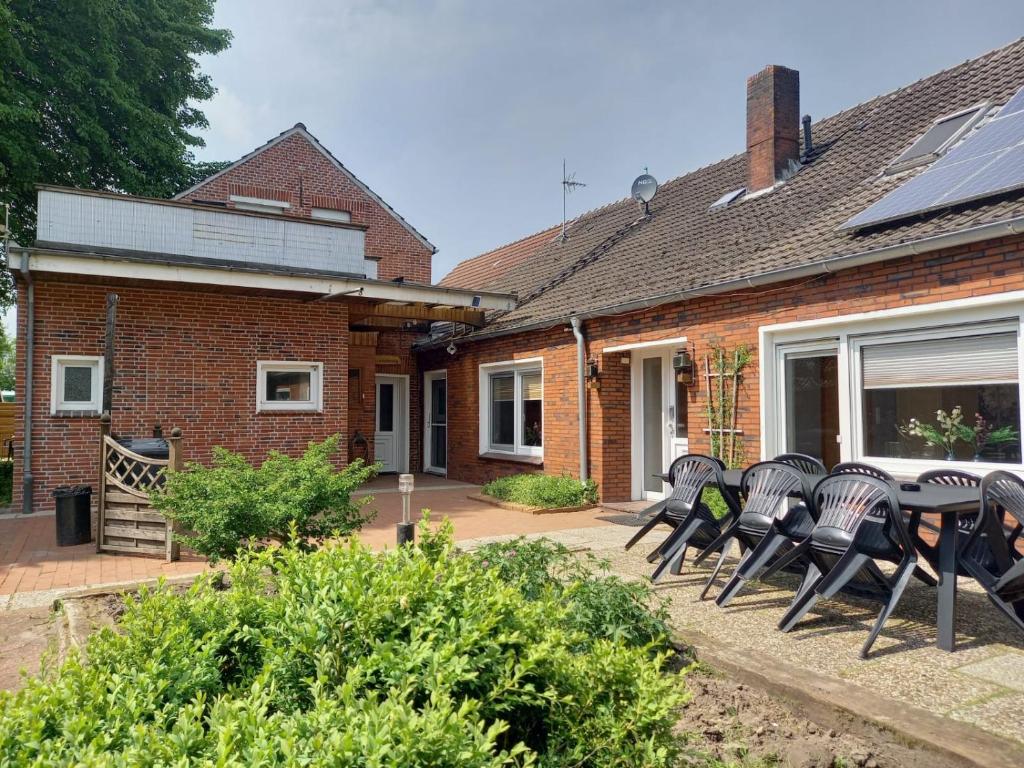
[397, 473, 415, 546]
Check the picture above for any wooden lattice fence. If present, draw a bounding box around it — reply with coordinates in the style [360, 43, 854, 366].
[97, 416, 182, 561]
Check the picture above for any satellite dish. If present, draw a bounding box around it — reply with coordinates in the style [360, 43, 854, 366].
[631, 173, 658, 214]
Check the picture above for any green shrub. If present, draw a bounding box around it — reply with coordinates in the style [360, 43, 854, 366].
[151, 435, 379, 562]
[482, 473, 599, 508]
[702, 487, 733, 520]
[0, 523, 686, 767]
[0, 460, 11, 506]
[473, 537, 672, 649]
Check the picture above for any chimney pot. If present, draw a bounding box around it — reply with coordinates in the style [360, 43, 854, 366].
[746, 65, 800, 193]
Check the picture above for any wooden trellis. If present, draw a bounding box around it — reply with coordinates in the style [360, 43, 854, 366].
[97, 416, 182, 561]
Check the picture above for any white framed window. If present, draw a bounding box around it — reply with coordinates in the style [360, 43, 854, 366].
[51, 355, 103, 414]
[230, 194, 290, 214]
[479, 359, 543, 457]
[256, 361, 323, 412]
[761, 295, 1024, 477]
[311, 207, 352, 223]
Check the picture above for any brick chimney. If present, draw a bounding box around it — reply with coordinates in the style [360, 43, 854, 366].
[746, 65, 800, 193]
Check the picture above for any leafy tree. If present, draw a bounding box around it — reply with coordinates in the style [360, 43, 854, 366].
[0, 0, 232, 304]
[0, 328, 13, 392]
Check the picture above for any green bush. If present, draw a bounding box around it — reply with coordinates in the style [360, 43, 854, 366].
[701, 487, 733, 520]
[0, 523, 686, 767]
[151, 435, 379, 562]
[482, 473, 599, 508]
[0, 460, 11, 506]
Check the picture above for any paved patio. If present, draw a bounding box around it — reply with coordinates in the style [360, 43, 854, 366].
[0, 474, 611, 601]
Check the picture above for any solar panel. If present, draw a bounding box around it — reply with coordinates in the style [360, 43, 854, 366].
[999, 85, 1024, 117]
[841, 92, 1024, 230]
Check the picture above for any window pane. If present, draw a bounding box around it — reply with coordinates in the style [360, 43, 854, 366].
[521, 372, 542, 447]
[785, 353, 840, 469]
[63, 366, 93, 403]
[861, 334, 1021, 462]
[378, 383, 394, 431]
[675, 379, 688, 438]
[490, 374, 514, 447]
[266, 370, 311, 402]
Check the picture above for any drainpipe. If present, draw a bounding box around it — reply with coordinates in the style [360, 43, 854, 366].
[19, 249, 34, 514]
[569, 316, 588, 483]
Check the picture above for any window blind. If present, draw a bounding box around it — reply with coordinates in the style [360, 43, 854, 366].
[491, 374, 514, 401]
[862, 332, 1019, 389]
[521, 372, 542, 400]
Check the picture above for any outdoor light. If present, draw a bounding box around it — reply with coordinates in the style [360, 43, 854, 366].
[586, 358, 599, 380]
[673, 348, 695, 386]
[446, 341, 457, 356]
[397, 473, 415, 546]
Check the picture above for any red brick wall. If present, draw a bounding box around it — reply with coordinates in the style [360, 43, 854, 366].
[14, 276, 351, 513]
[179, 132, 433, 283]
[419, 235, 1024, 501]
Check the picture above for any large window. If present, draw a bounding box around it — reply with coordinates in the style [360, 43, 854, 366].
[857, 328, 1020, 463]
[51, 355, 103, 414]
[480, 360, 543, 457]
[256, 361, 323, 412]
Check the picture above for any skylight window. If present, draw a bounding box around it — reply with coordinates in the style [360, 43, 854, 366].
[886, 104, 987, 174]
[709, 188, 746, 210]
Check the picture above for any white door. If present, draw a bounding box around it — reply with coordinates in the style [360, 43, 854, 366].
[424, 370, 447, 474]
[375, 375, 408, 473]
[632, 349, 690, 500]
[774, 343, 841, 470]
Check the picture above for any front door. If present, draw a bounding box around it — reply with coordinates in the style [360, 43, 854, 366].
[375, 375, 408, 473]
[424, 370, 447, 474]
[777, 344, 840, 470]
[633, 349, 689, 500]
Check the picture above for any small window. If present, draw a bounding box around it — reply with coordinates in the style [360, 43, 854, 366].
[311, 207, 352, 223]
[480, 361, 543, 457]
[230, 194, 291, 214]
[256, 361, 323, 412]
[51, 355, 103, 414]
[887, 105, 986, 173]
[709, 188, 745, 210]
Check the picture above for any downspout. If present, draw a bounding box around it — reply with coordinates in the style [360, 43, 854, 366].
[19, 249, 34, 514]
[569, 316, 588, 483]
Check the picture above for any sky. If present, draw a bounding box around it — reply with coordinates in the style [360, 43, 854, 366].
[188, 0, 1024, 284]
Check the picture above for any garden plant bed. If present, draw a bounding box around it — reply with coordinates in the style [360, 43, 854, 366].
[467, 492, 595, 515]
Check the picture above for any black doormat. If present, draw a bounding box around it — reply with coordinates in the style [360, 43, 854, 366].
[596, 513, 652, 527]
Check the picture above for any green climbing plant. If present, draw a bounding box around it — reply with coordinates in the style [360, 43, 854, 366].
[703, 344, 751, 468]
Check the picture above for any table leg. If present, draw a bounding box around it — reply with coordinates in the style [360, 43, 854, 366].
[936, 510, 958, 652]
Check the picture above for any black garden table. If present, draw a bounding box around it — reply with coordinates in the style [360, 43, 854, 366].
[656, 468, 980, 652]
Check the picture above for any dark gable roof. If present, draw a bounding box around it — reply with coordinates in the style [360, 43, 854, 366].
[465, 37, 1024, 336]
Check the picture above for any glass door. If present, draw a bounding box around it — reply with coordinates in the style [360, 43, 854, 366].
[779, 345, 840, 470]
[424, 371, 447, 474]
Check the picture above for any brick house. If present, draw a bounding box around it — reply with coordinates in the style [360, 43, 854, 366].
[425, 39, 1024, 503]
[9, 125, 513, 513]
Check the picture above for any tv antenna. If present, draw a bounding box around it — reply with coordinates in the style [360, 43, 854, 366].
[631, 167, 658, 215]
[561, 159, 586, 241]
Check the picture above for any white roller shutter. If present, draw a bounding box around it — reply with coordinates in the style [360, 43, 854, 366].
[862, 332, 1018, 389]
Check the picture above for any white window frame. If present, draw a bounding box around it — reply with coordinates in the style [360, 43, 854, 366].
[51, 355, 103, 414]
[760, 292, 1024, 478]
[230, 194, 291, 214]
[478, 358, 543, 458]
[311, 207, 352, 223]
[886, 102, 988, 174]
[256, 361, 323, 413]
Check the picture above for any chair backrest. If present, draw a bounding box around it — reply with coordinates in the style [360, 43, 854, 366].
[773, 453, 828, 477]
[665, 454, 725, 508]
[979, 471, 1024, 530]
[740, 461, 815, 523]
[916, 468, 981, 487]
[812, 473, 910, 552]
[831, 462, 896, 483]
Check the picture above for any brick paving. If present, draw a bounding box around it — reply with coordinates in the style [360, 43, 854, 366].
[0, 475, 611, 599]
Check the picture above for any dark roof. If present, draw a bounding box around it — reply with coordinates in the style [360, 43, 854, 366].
[439, 224, 561, 289]
[455, 37, 1024, 337]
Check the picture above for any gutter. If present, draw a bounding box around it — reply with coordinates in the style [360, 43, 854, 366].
[419, 215, 1024, 347]
[570, 317, 588, 483]
[19, 249, 34, 514]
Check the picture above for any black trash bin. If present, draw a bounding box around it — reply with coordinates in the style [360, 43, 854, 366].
[117, 437, 169, 487]
[54, 485, 92, 546]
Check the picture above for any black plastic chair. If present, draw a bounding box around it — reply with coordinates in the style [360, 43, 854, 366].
[776, 473, 922, 658]
[693, 460, 817, 605]
[830, 462, 895, 483]
[911, 469, 982, 571]
[623, 454, 739, 583]
[958, 471, 1024, 634]
[774, 453, 828, 477]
